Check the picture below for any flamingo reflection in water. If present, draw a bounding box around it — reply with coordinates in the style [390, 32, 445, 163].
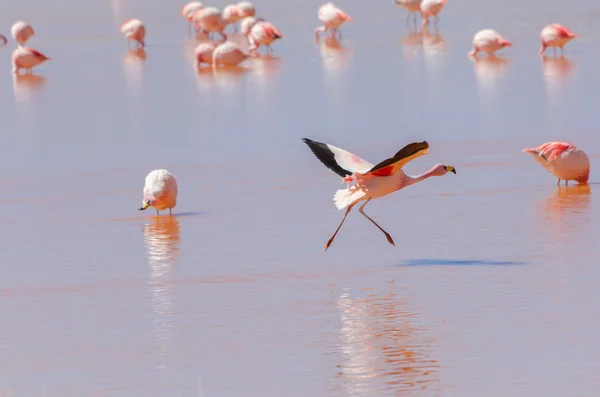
[144, 216, 181, 369]
[332, 282, 439, 395]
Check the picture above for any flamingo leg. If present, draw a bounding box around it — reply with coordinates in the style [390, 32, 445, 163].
[557, 178, 561, 186]
[358, 199, 395, 246]
[156, 209, 160, 216]
[169, 209, 172, 216]
[325, 203, 355, 251]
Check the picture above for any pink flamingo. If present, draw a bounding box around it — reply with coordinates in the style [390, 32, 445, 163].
[181, 2, 204, 34]
[395, 0, 423, 25]
[139, 169, 178, 216]
[241, 17, 283, 55]
[120, 18, 146, 48]
[315, 3, 353, 40]
[11, 21, 35, 46]
[523, 141, 590, 186]
[420, 0, 447, 27]
[237, 1, 256, 17]
[0, 34, 6, 47]
[540, 24, 577, 56]
[302, 138, 456, 250]
[212, 41, 249, 68]
[193, 7, 227, 41]
[12, 46, 50, 74]
[469, 29, 511, 57]
[195, 42, 216, 67]
[223, 5, 243, 32]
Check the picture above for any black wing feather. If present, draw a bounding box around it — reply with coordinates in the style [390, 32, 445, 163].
[302, 138, 352, 177]
[367, 141, 429, 173]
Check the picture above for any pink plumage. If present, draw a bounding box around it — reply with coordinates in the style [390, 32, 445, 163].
[315, 3, 352, 40]
[469, 29, 512, 57]
[540, 24, 577, 55]
[11, 21, 35, 46]
[139, 169, 179, 216]
[12, 46, 50, 74]
[120, 18, 146, 48]
[193, 6, 227, 41]
[241, 17, 283, 55]
[523, 141, 590, 185]
[420, 0, 447, 27]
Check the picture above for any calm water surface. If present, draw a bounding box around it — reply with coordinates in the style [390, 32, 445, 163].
[1, 0, 600, 396]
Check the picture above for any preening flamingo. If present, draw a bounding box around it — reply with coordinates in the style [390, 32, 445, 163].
[395, 0, 423, 25]
[523, 141, 590, 185]
[120, 18, 146, 48]
[181, 2, 204, 34]
[315, 3, 353, 40]
[540, 24, 577, 55]
[469, 29, 511, 57]
[11, 21, 35, 46]
[302, 138, 456, 250]
[241, 17, 283, 55]
[139, 169, 179, 216]
[420, 0, 446, 27]
[0, 35, 6, 47]
[12, 46, 50, 74]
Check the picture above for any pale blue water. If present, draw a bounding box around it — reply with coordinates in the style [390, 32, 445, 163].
[0, 0, 599, 395]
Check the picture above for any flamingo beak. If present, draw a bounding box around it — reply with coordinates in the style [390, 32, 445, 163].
[502, 40, 512, 47]
[139, 201, 150, 210]
[444, 165, 456, 174]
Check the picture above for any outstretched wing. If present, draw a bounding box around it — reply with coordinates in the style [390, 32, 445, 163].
[302, 138, 374, 178]
[366, 141, 429, 177]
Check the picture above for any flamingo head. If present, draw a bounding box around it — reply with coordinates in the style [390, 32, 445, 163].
[431, 164, 457, 176]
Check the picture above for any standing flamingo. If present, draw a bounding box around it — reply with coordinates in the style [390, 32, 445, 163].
[241, 17, 283, 55]
[193, 7, 227, 41]
[540, 24, 577, 56]
[11, 21, 35, 46]
[523, 141, 590, 185]
[469, 29, 511, 57]
[12, 46, 51, 74]
[139, 169, 179, 216]
[315, 3, 353, 40]
[181, 2, 204, 34]
[302, 138, 456, 250]
[120, 18, 146, 48]
[420, 0, 447, 27]
[0, 35, 6, 47]
[395, 0, 423, 26]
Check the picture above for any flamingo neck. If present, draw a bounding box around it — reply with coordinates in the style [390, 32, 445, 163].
[407, 166, 439, 185]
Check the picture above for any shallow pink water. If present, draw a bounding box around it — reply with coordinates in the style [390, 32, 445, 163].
[1, 0, 600, 396]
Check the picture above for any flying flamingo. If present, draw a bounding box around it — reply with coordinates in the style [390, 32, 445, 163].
[11, 21, 35, 46]
[523, 141, 590, 186]
[237, 1, 256, 17]
[241, 17, 283, 55]
[195, 42, 216, 67]
[540, 24, 577, 56]
[12, 46, 51, 74]
[0, 35, 6, 47]
[120, 18, 146, 48]
[302, 138, 456, 250]
[395, 0, 423, 25]
[181, 1, 204, 34]
[139, 169, 179, 216]
[315, 3, 353, 40]
[193, 7, 227, 41]
[212, 41, 249, 67]
[420, 0, 447, 27]
[469, 29, 512, 57]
